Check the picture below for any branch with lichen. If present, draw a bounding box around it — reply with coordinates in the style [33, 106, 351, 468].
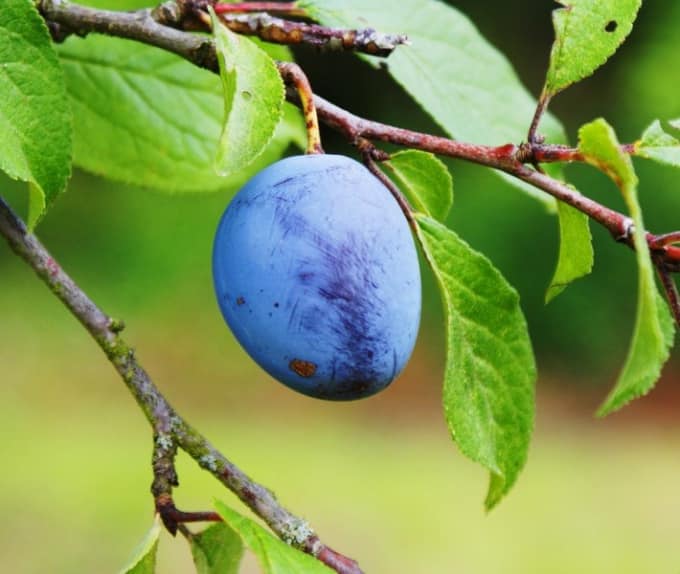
[0, 195, 363, 574]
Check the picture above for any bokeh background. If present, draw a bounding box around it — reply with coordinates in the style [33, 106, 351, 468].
[1, 1, 680, 572]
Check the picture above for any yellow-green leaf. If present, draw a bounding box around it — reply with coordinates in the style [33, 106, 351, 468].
[578, 118, 675, 416]
[211, 10, 285, 177]
[0, 0, 72, 226]
[118, 515, 161, 574]
[188, 522, 244, 574]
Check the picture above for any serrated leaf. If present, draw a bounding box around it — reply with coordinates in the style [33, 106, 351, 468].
[545, 0, 641, 96]
[633, 119, 680, 168]
[0, 0, 72, 226]
[415, 216, 536, 509]
[119, 515, 161, 574]
[214, 501, 334, 574]
[56, 36, 302, 193]
[578, 119, 675, 416]
[302, 0, 566, 207]
[211, 10, 285, 177]
[189, 522, 244, 574]
[382, 150, 453, 221]
[546, 201, 594, 303]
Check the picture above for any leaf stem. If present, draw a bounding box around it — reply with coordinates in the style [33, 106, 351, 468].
[527, 91, 551, 144]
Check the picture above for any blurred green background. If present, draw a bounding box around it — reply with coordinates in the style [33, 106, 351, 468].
[1, 0, 680, 572]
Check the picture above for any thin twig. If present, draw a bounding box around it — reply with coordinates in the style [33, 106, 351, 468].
[527, 91, 551, 144]
[0, 196, 363, 574]
[652, 232, 680, 249]
[218, 12, 408, 56]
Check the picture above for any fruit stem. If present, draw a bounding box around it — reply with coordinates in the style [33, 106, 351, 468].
[278, 62, 324, 154]
[359, 144, 416, 230]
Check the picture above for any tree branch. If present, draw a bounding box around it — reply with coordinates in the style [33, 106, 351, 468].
[0, 195, 362, 574]
[217, 11, 409, 57]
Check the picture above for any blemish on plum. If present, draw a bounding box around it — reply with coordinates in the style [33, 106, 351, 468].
[289, 359, 317, 378]
[236, 296, 246, 306]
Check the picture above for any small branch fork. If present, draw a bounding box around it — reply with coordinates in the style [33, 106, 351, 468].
[6, 0, 677, 566]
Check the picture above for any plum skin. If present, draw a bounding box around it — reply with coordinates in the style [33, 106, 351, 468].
[212, 154, 421, 400]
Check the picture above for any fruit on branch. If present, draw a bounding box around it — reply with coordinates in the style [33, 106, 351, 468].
[212, 154, 421, 400]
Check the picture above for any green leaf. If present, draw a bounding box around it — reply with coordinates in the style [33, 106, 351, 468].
[119, 515, 161, 574]
[545, 0, 642, 96]
[0, 0, 72, 226]
[415, 216, 536, 509]
[56, 36, 302, 193]
[633, 119, 680, 168]
[188, 522, 244, 574]
[382, 150, 453, 221]
[211, 10, 285, 177]
[302, 0, 566, 207]
[214, 501, 334, 573]
[577, 119, 675, 416]
[546, 202, 594, 303]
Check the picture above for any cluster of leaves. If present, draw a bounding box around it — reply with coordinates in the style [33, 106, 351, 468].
[121, 502, 334, 574]
[2, 0, 680, 571]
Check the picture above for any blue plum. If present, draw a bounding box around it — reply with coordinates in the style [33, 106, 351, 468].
[212, 154, 421, 400]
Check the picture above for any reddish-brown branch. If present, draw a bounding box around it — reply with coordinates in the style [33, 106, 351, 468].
[529, 142, 636, 164]
[652, 232, 680, 249]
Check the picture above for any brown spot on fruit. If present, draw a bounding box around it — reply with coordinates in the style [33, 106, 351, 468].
[236, 296, 246, 306]
[289, 359, 317, 378]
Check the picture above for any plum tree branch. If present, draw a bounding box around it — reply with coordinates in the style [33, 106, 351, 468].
[0, 195, 363, 574]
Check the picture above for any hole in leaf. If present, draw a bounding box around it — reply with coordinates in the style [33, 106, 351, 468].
[605, 20, 618, 33]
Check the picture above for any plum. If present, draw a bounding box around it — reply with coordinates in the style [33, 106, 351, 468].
[212, 154, 421, 400]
